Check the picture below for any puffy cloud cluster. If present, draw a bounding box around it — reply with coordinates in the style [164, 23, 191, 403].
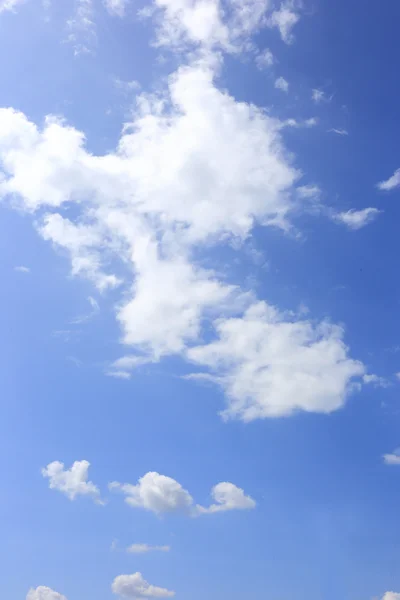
[187, 301, 365, 420]
[112, 573, 175, 600]
[27, 587, 67, 600]
[110, 471, 255, 515]
[42, 460, 102, 502]
[0, 0, 368, 421]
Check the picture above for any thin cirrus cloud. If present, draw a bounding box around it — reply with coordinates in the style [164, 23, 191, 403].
[26, 587, 67, 600]
[377, 168, 400, 191]
[127, 544, 171, 554]
[0, 0, 373, 422]
[42, 460, 103, 503]
[112, 572, 175, 600]
[109, 471, 256, 516]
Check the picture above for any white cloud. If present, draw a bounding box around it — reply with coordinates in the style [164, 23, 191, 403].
[311, 88, 328, 104]
[110, 471, 255, 516]
[187, 301, 365, 421]
[197, 482, 256, 513]
[268, 1, 300, 44]
[67, 0, 96, 55]
[377, 168, 400, 191]
[255, 47, 274, 69]
[27, 587, 67, 600]
[15, 265, 30, 273]
[0, 0, 25, 12]
[383, 450, 400, 466]
[328, 128, 348, 136]
[333, 208, 380, 230]
[104, 0, 129, 17]
[71, 295, 100, 324]
[112, 573, 175, 600]
[42, 460, 102, 502]
[127, 544, 170, 554]
[383, 594, 400, 600]
[275, 76, 289, 93]
[110, 472, 194, 515]
[151, 0, 272, 52]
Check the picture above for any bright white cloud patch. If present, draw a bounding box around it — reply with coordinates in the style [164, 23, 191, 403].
[110, 471, 255, 516]
[275, 76, 289, 92]
[187, 301, 365, 421]
[27, 587, 67, 600]
[333, 208, 380, 230]
[42, 460, 102, 502]
[383, 594, 400, 600]
[197, 482, 256, 513]
[0, 0, 25, 12]
[110, 472, 194, 515]
[127, 544, 170, 553]
[15, 265, 30, 273]
[377, 168, 400, 191]
[268, 1, 300, 44]
[383, 450, 400, 465]
[104, 0, 129, 17]
[112, 573, 175, 600]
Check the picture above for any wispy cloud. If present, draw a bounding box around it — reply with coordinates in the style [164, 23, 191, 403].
[377, 168, 400, 191]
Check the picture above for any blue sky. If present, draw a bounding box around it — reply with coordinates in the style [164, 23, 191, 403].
[1, 1, 400, 600]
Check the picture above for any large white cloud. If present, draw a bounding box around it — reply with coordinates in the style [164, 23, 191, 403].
[27, 587, 67, 600]
[187, 301, 366, 420]
[42, 460, 102, 503]
[382, 594, 400, 600]
[112, 573, 175, 600]
[0, 11, 368, 419]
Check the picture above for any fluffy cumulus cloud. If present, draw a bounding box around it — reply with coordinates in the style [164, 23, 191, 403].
[27, 587, 67, 600]
[110, 472, 194, 515]
[127, 544, 170, 553]
[112, 573, 174, 600]
[333, 208, 381, 230]
[110, 470, 255, 516]
[187, 301, 365, 421]
[275, 76, 289, 92]
[383, 594, 400, 600]
[197, 482, 256, 513]
[0, 0, 367, 421]
[42, 460, 102, 502]
[377, 168, 400, 191]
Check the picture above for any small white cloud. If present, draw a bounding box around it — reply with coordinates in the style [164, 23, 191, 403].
[383, 450, 400, 466]
[109, 471, 194, 515]
[27, 587, 67, 600]
[268, 1, 300, 44]
[66, 0, 96, 56]
[114, 77, 140, 92]
[328, 128, 348, 136]
[383, 593, 400, 600]
[127, 544, 170, 554]
[15, 265, 30, 273]
[112, 572, 175, 600]
[363, 374, 389, 388]
[296, 185, 321, 200]
[333, 208, 380, 230]
[312, 88, 329, 104]
[255, 48, 274, 69]
[197, 482, 256, 514]
[104, 0, 129, 17]
[377, 168, 400, 191]
[42, 460, 102, 503]
[110, 471, 256, 517]
[275, 77, 289, 93]
[0, 0, 25, 13]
